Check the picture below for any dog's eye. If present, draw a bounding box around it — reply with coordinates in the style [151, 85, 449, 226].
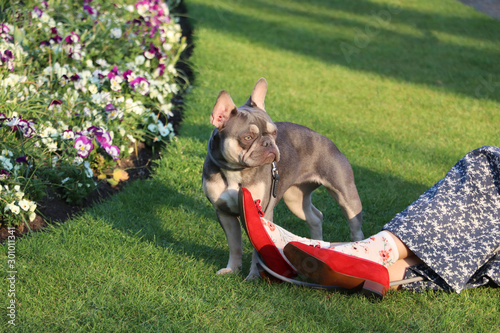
[244, 135, 253, 141]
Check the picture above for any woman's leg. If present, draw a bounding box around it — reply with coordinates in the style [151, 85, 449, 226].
[384, 231, 423, 284]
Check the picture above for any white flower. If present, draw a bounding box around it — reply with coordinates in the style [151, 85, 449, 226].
[147, 123, 158, 133]
[40, 12, 50, 24]
[110, 27, 122, 39]
[29, 212, 36, 222]
[73, 156, 84, 166]
[163, 43, 172, 51]
[135, 55, 145, 65]
[5, 202, 20, 215]
[61, 177, 71, 184]
[96, 58, 108, 67]
[137, 3, 149, 15]
[18, 199, 31, 211]
[83, 161, 93, 178]
[144, 50, 155, 59]
[0, 156, 13, 170]
[88, 84, 98, 95]
[110, 76, 123, 92]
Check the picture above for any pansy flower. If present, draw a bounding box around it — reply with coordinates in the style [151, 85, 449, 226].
[16, 156, 28, 165]
[33, 5, 43, 18]
[0, 169, 9, 179]
[74, 135, 93, 158]
[96, 131, 112, 147]
[104, 145, 120, 160]
[123, 69, 136, 82]
[110, 77, 123, 91]
[62, 129, 75, 140]
[130, 77, 150, 95]
[17, 119, 36, 138]
[60, 74, 69, 87]
[48, 99, 63, 111]
[65, 31, 80, 44]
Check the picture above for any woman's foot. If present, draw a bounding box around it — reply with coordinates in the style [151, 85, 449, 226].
[283, 242, 390, 299]
[239, 188, 331, 278]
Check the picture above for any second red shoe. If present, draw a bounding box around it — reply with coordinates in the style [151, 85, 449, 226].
[283, 241, 390, 298]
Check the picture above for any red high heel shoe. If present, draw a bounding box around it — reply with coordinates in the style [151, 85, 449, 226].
[239, 188, 297, 278]
[283, 242, 389, 298]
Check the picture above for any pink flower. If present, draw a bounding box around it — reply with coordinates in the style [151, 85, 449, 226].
[104, 145, 120, 160]
[96, 131, 112, 147]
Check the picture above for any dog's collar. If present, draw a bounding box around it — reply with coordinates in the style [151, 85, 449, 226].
[207, 130, 246, 171]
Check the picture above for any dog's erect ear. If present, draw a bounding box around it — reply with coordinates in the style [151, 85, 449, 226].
[245, 77, 268, 111]
[211, 90, 237, 129]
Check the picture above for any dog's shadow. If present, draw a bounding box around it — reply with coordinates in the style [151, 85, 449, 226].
[92, 158, 429, 274]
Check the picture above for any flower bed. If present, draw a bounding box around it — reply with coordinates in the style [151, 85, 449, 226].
[0, 0, 188, 227]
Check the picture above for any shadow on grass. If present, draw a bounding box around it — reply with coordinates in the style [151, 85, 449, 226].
[95, 0, 493, 271]
[189, 0, 500, 102]
[93, 163, 430, 273]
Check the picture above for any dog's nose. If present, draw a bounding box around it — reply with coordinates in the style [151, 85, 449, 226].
[262, 137, 273, 147]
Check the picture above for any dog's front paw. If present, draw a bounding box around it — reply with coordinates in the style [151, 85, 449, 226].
[244, 267, 261, 281]
[216, 266, 240, 275]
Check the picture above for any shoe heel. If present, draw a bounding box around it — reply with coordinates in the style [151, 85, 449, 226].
[361, 279, 387, 299]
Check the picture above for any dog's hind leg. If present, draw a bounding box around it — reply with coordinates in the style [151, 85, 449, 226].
[283, 184, 324, 240]
[325, 185, 364, 241]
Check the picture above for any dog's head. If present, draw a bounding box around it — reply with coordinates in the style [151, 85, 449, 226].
[210, 78, 280, 169]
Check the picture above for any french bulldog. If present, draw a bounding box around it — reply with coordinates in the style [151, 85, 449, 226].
[202, 78, 364, 279]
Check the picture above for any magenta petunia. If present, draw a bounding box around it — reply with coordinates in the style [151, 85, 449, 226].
[74, 135, 93, 158]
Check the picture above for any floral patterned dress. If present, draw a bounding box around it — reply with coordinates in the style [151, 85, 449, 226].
[383, 146, 500, 293]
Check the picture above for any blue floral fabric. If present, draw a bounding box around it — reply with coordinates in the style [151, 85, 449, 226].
[383, 146, 500, 293]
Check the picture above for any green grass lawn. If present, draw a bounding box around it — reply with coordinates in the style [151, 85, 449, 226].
[2, 0, 500, 331]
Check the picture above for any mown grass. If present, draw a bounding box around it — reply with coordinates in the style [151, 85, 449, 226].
[2, 0, 500, 331]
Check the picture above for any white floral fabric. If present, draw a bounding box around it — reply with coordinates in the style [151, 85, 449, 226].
[383, 146, 500, 293]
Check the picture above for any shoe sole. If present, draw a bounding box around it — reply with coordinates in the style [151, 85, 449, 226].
[283, 243, 387, 299]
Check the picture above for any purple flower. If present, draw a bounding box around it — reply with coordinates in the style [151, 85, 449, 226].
[33, 5, 43, 18]
[87, 126, 104, 137]
[48, 99, 62, 110]
[17, 119, 36, 138]
[49, 35, 62, 44]
[104, 145, 120, 160]
[105, 104, 116, 112]
[83, 5, 96, 15]
[130, 77, 149, 95]
[123, 69, 133, 81]
[70, 73, 80, 81]
[96, 131, 112, 147]
[65, 32, 80, 44]
[156, 64, 165, 76]
[74, 135, 93, 158]
[0, 169, 9, 179]
[16, 156, 28, 164]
